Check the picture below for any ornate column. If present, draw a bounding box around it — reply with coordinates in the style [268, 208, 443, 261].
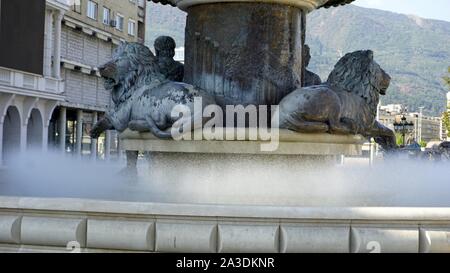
[44, 9, 54, 77]
[105, 130, 112, 160]
[20, 125, 27, 154]
[43, 101, 59, 153]
[91, 112, 98, 159]
[52, 10, 64, 79]
[0, 94, 15, 165]
[0, 122, 3, 166]
[76, 109, 83, 156]
[42, 124, 49, 153]
[59, 107, 66, 153]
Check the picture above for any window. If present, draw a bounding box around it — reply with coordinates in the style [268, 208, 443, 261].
[103, 7, 110, 25]
[87, 1, 98, 20]
[128, 20, 136, 36]
[116, 14, 124, 31]
[72, 0, 82, 13]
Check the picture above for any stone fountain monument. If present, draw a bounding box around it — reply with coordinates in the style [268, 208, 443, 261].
[1, 0, 450, 253]
[89, 0, 396, 171]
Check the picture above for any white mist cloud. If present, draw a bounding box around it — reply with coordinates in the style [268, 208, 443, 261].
[1, 150, 450, 208]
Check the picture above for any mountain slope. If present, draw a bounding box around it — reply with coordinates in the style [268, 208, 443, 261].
[145, 3, 450, 115]
[307, 5, 450, 115]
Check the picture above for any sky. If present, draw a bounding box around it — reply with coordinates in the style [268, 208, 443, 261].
[354, 0, 450, 22]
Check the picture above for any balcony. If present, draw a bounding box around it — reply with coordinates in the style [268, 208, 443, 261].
[137, 0, 146, 8]
[138, 8, 146, 19]
[46, 0, 70, 10]
[0, 67, 65, 95]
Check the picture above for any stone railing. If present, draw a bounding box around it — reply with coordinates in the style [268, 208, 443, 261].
[0, 67, 65, 95]
[47, 0, 70, 8]
[1, 196, 450, 253]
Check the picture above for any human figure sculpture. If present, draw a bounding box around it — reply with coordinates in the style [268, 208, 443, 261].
[154, 36, 184, 82]
[303, 44, 322, 87]
[275, 50, 397, 150]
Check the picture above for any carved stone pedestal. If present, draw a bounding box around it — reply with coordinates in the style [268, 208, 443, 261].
[120, 128, 365, 156]
[119, 128, 366, 176]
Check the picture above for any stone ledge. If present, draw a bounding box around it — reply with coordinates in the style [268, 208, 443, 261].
[120, 128, 365, 144]
[120, 129, 365, 156]
[0, 209, 449, 253]
[1, 197, 450, 252]
[3, 196, 450, 221]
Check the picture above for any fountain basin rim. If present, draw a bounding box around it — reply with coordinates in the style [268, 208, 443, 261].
[151, 0, 355, 12]
[1, 196, 450, 222]
[175, 0, 322, 11]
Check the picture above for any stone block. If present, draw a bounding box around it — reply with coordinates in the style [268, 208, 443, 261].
[156, 222, 217, 253]
[21, 216, 86, 247]
[218, 224, 279, 253]
[351, 226, 418, 253]
[420, 227, 450, 253]
[87, 219, 154, 251]
[280, 225, 350, 253]
[0, 215, 21, 244]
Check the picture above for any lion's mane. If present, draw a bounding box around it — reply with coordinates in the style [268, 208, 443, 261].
[109, 43, 166, 106]
[326, 50, 390, 116]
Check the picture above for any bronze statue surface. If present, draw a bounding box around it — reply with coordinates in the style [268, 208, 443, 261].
[275, 50, 397, 150]
[90, 42, 215, 139]
[154, 36, 184, 82]
[303, 44, 322, 87]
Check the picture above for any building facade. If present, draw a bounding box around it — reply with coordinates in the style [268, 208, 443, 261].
[54, 0, 146, 159]
[444, 92, 450, 140]
[0, 0, 146, 165]
[378, 104, 443, 144]
[447, 92, 450, 109]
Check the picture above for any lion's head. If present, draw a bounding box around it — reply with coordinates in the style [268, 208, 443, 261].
[327, 50, 391, 108]
[98, 42, 165, 105]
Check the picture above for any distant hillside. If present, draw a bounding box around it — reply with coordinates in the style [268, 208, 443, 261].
[146, 3, 450, 116]
[307, 5, 450, 116]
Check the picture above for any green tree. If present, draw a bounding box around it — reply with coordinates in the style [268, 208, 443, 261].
[420, 140, 427, 148]
[395, 133, 404, 147]
[445, 67, 450, 87]
[443, 111, 450, 137]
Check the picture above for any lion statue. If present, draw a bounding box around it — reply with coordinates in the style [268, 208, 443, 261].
[274, 50, 397, 150]
[90, 42, 216, 140]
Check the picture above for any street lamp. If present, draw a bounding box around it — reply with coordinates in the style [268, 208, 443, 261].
[394, 115, 415, 147]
